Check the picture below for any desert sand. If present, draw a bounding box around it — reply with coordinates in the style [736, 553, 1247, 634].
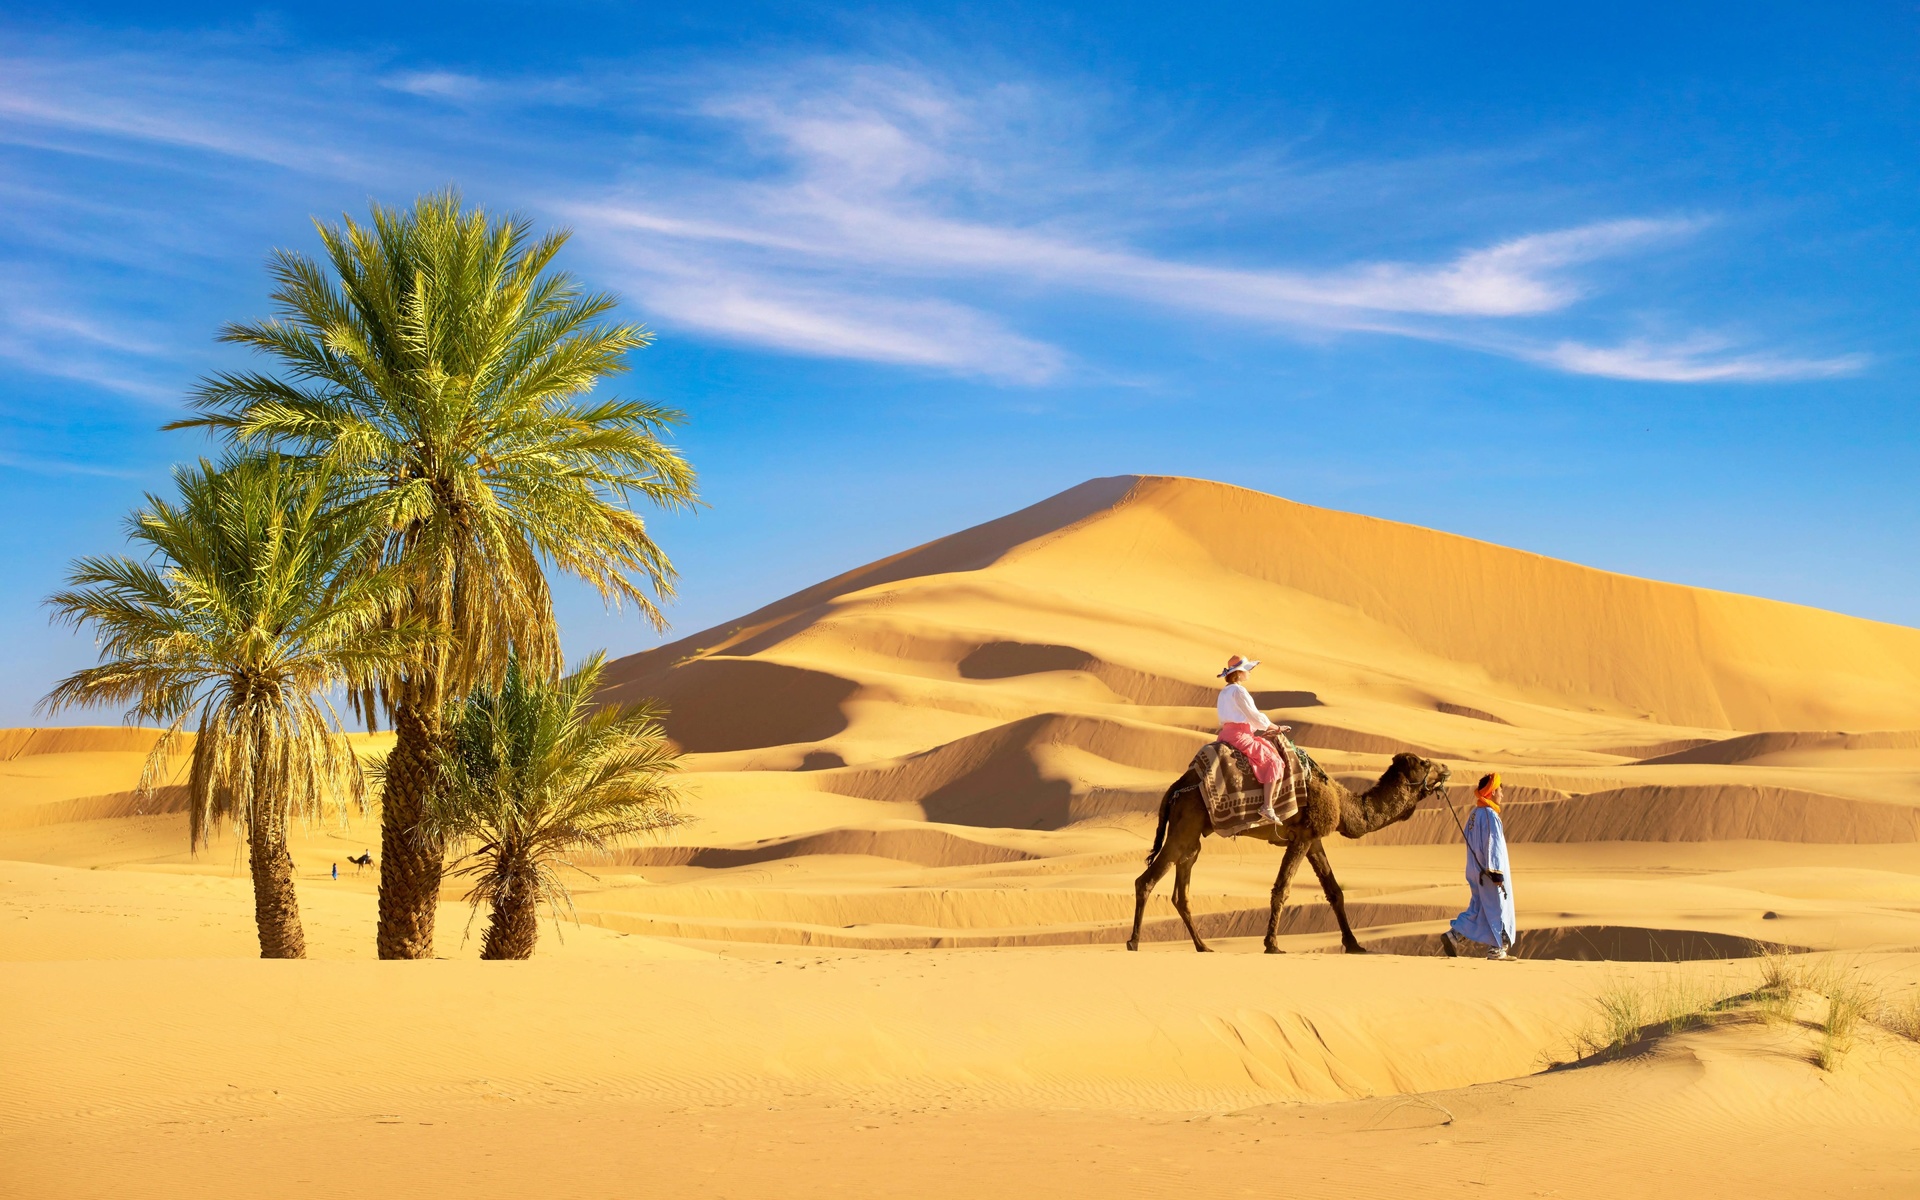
[5, 474, 1920, 1198]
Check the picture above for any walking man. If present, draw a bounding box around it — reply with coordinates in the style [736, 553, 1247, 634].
[1443, 773, 1516, 960]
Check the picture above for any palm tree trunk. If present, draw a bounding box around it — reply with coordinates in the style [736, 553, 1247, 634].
[248, 794, 307, 959]
[376, 698, 446, 959]
[481, 871, 540, 960]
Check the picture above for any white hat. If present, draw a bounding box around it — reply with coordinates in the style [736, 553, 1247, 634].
[1217, 654, 1260, 678]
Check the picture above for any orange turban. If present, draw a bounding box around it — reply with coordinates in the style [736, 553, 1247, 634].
[1475, 773, 1501, 806]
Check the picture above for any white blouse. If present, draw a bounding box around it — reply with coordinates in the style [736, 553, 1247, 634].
[1217, 683, 1273, 730]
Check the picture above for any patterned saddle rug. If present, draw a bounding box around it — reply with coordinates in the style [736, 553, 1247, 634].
[1190, 729, 1317, 836]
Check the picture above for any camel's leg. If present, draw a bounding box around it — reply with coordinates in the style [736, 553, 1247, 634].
[1127, 847, 1177, 951]
[1172, 855, 1211, 952]
[1306, 840, 1366, 954]
[1263, 840, 1309, 954]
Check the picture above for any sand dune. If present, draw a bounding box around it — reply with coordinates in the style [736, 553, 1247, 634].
[8, 475, 1920, 1197]
[1640, 728, 1920, 764]
[0, 726, 172, 759]
[5, 953, 1917, 1199]
[814, 712, 1206, 826]
[595, 475, 1920, 853]
[612, 823, 1040, 868]
[607, 475, 1920, 733]
[1375, 783, 1920, 844]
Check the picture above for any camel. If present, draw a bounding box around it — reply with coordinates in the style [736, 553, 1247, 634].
[1127, 748, 1450, 954]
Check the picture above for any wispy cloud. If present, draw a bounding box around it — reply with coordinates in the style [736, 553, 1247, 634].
[1523, 337, 1868, 383]
[0, 451, 143, 479]
[383, 70, 487, 101]
[0, 59, 351, 174]
[0, 37, 1869, 388]
[0, 285, 180, 402]
[561, 61, 1850, 383]
[634, 272, 1065, 382]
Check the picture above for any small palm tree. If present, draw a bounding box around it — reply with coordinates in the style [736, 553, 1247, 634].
[426, 653, 682, 959]
[171, 191, 698, 959]
[43, 457, 416, 958]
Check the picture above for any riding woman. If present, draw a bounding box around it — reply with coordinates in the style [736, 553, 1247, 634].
[1216, 654, 1294, 825]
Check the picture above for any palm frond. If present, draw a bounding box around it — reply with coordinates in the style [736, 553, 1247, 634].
[425, 653, 684, 940]
[42, 456, 419, 847]
[168, 191, 699, 722]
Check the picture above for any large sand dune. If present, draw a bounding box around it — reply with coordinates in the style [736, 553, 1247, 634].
[6, 475, 1920, 1197]
[605, 474, 1920, 735]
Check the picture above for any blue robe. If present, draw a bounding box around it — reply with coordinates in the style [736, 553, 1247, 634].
[1450, 806, 1514, 949]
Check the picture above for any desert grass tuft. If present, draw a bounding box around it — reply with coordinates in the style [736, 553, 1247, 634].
[1817, 975, 1876, 1071]
[1563, 957, 1910, 1072]
[1572, 970, 1746, 1060]
[1754, 951, 1800, 1024]
[1875, 988, 1920, 1043]
[1584, 978, 1652, 1056]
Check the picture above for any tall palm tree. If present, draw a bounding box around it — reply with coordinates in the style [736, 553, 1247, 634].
[427, 653, 681, 959]
[43, 457, 416, 958]
[170, 191, 698, 958]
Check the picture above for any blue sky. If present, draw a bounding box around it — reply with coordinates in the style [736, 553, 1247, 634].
[3, 3, 1916, 726]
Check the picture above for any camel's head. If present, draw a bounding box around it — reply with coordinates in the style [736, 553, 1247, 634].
[1394, 753, 1452, 818]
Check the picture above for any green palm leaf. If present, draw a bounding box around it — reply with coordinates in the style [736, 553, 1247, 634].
[423, 653, 684, 959]
[43, 457, 420, 958]
[167, 190, 699, 958]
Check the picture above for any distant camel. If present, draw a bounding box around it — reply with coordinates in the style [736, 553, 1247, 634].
[347, 851, 374, 875]
[1128, 749, 1450, 954]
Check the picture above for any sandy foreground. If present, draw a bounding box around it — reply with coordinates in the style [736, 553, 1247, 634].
[8, 476, 1920, 1197]
[8, 808, 1920, 1196]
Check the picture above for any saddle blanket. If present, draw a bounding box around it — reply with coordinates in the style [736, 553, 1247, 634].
[1191, 729, 1314, 836]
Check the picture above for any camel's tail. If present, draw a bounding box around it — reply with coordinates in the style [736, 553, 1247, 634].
[1144, 773, 1185, 866]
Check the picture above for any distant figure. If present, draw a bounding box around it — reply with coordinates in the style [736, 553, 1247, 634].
[1216, 654, 1293, 825]
[1444, 773, 1516, 960]
[331, 863, 338, 881]
[348, 850, 374, 875]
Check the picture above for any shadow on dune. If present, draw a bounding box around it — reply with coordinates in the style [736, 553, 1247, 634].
[958, 639, 1320, 710]
[606, 826, 1038, 869]
[817, 713, 1209, 829]
[599, 658, 858, 754]
[1356, 925, 1812, 960]
[1635, 729, 1920, 765]
[1373, 785, 1920, 845]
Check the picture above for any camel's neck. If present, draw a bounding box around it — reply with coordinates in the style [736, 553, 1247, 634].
[1338, 768, 1421, 838]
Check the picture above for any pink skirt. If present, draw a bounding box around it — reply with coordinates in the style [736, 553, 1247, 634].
[1219, 722, 1282, 786]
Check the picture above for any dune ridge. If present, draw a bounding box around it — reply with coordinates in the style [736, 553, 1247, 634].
[1638, 728, 1920, 764]
[608, 475, 1920, 733]
[0, 727, 170, 759]
[1373, 785, 1920, 845]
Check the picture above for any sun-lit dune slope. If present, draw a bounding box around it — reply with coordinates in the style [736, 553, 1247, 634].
[0, 725, 392, 831]
[596, 474, 1920, 848]
[0, 726, 187, 829]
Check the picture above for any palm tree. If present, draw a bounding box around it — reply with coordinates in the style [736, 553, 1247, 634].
[426, 653, 681, 959]
[170, 191, 698, 958]
[43, 457, 416, 958]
